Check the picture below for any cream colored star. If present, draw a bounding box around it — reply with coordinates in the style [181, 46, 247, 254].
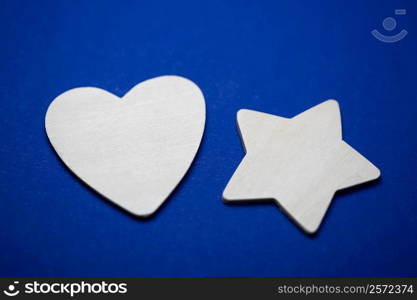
[223, 100, 380, 233]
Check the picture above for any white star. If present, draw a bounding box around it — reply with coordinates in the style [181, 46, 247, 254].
[223, 100, 380, 234]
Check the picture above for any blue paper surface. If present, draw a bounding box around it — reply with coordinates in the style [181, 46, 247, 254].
[0, 0, 416, 277]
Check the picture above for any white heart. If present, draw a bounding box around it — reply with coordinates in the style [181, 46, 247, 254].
[45, 76, 205, 216]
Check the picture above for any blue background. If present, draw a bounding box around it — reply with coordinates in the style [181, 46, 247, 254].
[1, 0, 416, 277]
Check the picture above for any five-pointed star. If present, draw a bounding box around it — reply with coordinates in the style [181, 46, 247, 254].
[223, 100, 380, 234]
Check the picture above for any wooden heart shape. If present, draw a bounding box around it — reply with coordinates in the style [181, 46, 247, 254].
[45, 76, 205, 216]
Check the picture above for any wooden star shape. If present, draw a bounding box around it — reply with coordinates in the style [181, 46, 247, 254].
[223, 100, 380, 234]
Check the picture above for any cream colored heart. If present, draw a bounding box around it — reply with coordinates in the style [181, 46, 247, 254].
[45, 76, 205, 216]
